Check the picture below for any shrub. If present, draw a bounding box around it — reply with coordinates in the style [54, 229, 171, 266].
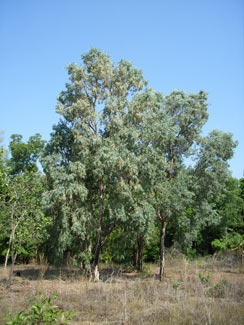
[3, 293, 75, 324]
[198, 271, 211, 284]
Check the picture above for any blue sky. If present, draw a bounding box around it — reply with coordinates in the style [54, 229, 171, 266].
[1, 0, 243, 178]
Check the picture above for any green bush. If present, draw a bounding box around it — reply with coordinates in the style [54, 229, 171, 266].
[211, 232, 243, 251]
[3, 293, 75, 324]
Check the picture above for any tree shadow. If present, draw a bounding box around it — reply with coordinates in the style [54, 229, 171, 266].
[2, 265, 159, 282]
[10, 267, 82, 281]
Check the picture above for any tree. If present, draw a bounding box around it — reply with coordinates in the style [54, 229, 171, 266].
[135, 91, 237, 280]
[42, 48, 151, 278]
[135, 90, 205, 279]
[4, 172, 47, 287]
[7, 133, 45, 175]
[0, 134, 49, 288]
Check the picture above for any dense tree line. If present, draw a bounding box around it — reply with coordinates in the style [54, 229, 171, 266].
[0, 49, 243, 282]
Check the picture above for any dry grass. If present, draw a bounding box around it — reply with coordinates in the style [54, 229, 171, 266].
[0, 253, 244, 324]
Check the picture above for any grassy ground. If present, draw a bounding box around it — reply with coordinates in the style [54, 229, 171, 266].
[0, 252, 244, 324]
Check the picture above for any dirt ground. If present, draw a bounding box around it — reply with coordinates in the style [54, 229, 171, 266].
[0, 255, 244, 324]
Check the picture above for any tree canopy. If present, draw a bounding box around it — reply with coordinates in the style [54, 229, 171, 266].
[41, 48, 238, 279]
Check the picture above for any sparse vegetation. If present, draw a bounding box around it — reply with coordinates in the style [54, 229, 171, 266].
[1, 252, 243, 324]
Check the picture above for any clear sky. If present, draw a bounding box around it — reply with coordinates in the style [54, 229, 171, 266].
[1, 0, 243, 178]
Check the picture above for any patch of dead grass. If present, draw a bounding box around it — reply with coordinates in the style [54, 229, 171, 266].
[0, 255, 244, 324]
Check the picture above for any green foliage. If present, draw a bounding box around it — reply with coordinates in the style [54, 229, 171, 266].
[3, 293, 75, 324]
[41, 48, 239, 273]
[211, 233, 243, 251]
[7, 133, 45, 175]
[172, 174, 242, 256]
[100, 227, 135, 264]
[198, 271, 211, 284]
[141, 263, 153, 276]
[100, 223, 160, 265]
[0, 135, 50, 265]
[42, 48, 153, 268]
[172, 280, 181, 290]
[193, 176, 244, 254]
[239, 178, 244, 202]
[0, 147, 10, 258]
[4, 172, 50, 260]
[0, 133, 48, 264]
[143, 223, 160, 262]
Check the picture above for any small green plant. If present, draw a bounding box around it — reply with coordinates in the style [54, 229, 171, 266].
[3, 293, 75, 324]
[196, 258, 204, 268]
[198, 271, 211, 284]
[172, 280, 181, 291]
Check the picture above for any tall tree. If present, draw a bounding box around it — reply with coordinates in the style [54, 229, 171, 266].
[136, 91, 237, 280]
[42, 48, 149, 278]
[136, 90, 206, 279]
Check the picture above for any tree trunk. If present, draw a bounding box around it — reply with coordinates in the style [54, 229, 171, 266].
[7, 263, 14, 289]
[4, 224, 16, 269]
[7, 247, 18, 289]
[159, 220, 168, 281]
[92, 176, 104, 281]
[135, 234, 144, 272]
[4, 247, 10, 269]
[6, 221, 18, 288]
[65, 250, 71, 267]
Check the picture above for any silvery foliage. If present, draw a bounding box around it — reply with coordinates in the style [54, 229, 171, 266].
[42, 49, 237, 263]
[42, 49, 153, 263]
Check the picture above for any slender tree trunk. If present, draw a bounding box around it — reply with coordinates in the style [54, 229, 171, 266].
[7, 242, 18, 289]
[6, 220, 24, 288]
[159, 220, 168, 281]
[92, 176, 104, 281]
[5, 213, 18, 269]
[7, 263, 14, 289]
[4, 247, 10, 269]
[65, 250, 71, 267]
[135, 234, 144, 272]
